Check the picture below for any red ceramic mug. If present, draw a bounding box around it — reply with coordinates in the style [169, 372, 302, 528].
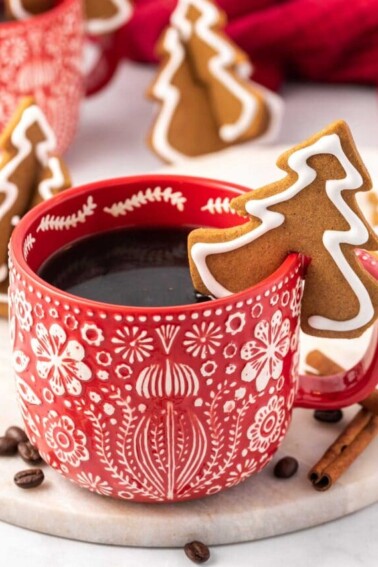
[8, 175, 378, 503]
[0, 0, 121, 153]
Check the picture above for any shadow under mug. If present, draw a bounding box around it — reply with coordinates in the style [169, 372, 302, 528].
[8, 175, 378, 503]
[0, 0, 120, 153]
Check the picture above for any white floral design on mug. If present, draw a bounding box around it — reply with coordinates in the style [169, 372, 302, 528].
[247, 395, 285, 453]
[225, 312, 246, 335]
[240, 309, 290, 392]
[76, 472, 113, 496]
[31, 323, 92, 396]
[13, 290, 33, 331]
[44, 411, 89, 468]
[183, 321, 223, 359]
[111, 326, 154, 363]
[81, 323, 104, 346]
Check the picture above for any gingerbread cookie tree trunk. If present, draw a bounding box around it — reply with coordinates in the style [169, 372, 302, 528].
[189, 120, 378, 339]
[0, 97, 71, 317]
[148, 0, 282, 163]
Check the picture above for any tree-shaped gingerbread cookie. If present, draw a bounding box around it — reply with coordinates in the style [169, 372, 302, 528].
[189, 120, 378, 338]
[148, 0, 282, 163]
[0, 97, 71, 317]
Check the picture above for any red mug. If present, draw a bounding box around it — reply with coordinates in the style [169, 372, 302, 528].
[0, 0, 120, 153]
[8, 175, 378, 503]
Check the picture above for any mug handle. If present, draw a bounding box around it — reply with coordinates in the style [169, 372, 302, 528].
[295, 250, 378, 409]
[295, 324, 378, 409]
[84, 33, 121, 97]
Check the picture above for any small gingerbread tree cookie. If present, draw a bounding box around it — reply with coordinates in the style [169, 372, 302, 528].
[0, 97, 71, 317]
[189, 120, 378, 339]
[147, 0, 283, 163]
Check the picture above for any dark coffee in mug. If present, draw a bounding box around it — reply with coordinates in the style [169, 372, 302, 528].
[38, 227, 210, 307]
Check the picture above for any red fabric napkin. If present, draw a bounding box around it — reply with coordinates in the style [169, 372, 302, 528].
[118, 0, 378, 91]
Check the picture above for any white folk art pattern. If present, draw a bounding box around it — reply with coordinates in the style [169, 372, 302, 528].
[200, 197, 237, 215]
[36, 196, 97, 232]
[9, 253, 301, 502]
[103, 187, 187, 218]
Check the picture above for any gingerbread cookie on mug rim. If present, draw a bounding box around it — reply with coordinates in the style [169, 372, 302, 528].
[85, 0, 133, 35]
[147, 0, 283, 164]
[0, 97, 71, 317]
[189, 120, 378, 339]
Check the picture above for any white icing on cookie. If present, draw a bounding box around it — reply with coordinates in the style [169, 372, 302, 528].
[191, 132, 374, 333]
[0, 104, 63, 283]
[86, 0, 133, 35]
[38, 156, 66, 201]
[6, 0, 31, 20]
[150, 27, 188, 164]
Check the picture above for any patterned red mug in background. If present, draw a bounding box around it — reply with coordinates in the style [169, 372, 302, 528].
[8, 175, 378, 503]
[0, 0, 121, 153]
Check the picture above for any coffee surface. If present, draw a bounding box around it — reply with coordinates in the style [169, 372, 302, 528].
[38, 227, 209, 307]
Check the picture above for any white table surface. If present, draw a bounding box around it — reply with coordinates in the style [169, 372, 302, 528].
[2, 61, 378, 566]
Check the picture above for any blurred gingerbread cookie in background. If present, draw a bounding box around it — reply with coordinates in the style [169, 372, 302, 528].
[4, 0, 53, 19]
[0, 97, 71, 317]
[4, 0, 133, 33]
[189, 120, 378, 339]
[85, 0, 133, 35]
[147, 0, 283, 163]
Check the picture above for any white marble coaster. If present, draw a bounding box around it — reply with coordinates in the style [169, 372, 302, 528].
[0, 318, 377, 547]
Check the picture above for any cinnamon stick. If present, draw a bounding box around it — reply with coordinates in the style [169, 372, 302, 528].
[360, 391, 378, 415]
[308, 408, 377, 490]
[306, 349, 344, 375]
[305, 350, 378, 490]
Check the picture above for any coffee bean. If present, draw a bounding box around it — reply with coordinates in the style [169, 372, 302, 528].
[0, 436, 18, 456]
[314, 409, 343, 423]
[5, 426, 28, 444]
[184, 541, 210, 564]
[14, 469, 44, 489]
[18, 442, 42, 464]
[274, 456, 299, 479]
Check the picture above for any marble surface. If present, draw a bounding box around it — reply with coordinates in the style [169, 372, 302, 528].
[0, 61, 378, 564]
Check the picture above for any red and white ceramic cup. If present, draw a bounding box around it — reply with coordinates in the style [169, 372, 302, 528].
[8, 175, 378, 503]
[0, 0, 120, 153]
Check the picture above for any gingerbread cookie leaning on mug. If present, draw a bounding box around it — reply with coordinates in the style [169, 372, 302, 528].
[189, 120, 378, 339]
[0, 97, 71, 317]
[147, 0, 283, 163]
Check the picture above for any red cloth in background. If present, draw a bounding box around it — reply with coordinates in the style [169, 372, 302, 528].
[118, 0, 378, 91]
